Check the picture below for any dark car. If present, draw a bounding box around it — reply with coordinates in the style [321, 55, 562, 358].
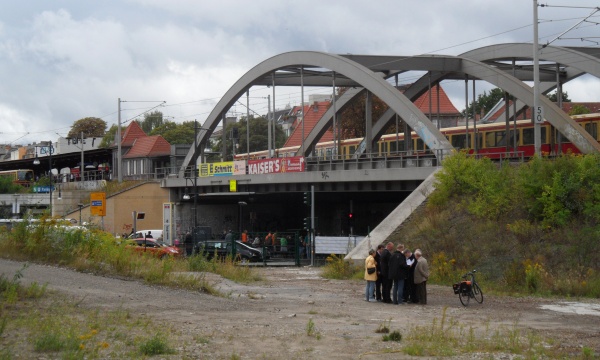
[195, 240, 267, 262]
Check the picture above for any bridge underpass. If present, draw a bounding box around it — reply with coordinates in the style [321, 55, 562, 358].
[163, 158, 437, 238]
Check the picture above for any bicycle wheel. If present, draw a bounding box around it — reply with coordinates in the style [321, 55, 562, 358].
[459, 290, 470, 306]
[472, 283, 483, 304]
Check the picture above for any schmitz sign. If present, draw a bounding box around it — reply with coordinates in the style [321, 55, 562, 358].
[247, 157, 305, 175]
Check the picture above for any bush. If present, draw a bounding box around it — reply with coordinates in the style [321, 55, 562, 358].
[321, 254, 362, 280]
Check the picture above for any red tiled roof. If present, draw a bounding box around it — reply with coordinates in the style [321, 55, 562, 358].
[411, 86, 460, 114]
[487, 102, 600, 122]
[282, 86, 459, 148]
[284, 101, 332, 147]
[123, 136, 171, 158]
[121, 121, 147, 147]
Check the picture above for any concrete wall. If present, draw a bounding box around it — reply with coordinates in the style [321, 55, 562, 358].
[63, 182, 169, 236]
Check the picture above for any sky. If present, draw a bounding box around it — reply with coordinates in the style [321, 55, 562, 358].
[1, 0, 599, 145]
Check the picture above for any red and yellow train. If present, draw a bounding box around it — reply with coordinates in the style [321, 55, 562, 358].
[0, 169, 35, 186]
[235, 113, 600, 160]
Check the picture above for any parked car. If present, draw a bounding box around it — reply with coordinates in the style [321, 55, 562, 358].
[128, 229, 163, 241]
[126, 238, 181, 259]
[195, 240, 268, 262]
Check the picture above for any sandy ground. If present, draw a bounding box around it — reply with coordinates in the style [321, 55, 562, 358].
[1, 259, 599, 359]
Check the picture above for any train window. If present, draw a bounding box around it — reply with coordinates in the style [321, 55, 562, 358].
[508, 129, 519, 146]
[495, 131, 507, 147]
[542, 127, 547, 144]
[389, 141, 396, 152]
[349, 145, 356, 154]
[451, 134, 466, 149]
[476, 132, 483, 149]
[484, 132, 495, 148]
[554, 129, 571, 143]
[522, 128, 534, 145]
[380, 141, 388, 155]
[585, 122, 598, 140]
[523, 127, 548, 145]
[416, 138, 425, 151]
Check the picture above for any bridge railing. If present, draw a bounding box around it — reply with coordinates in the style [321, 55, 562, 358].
[304, 150, 440, 172]
[466, 150, 526, 164]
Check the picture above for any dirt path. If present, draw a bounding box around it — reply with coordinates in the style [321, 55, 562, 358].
[1, 259, 599, 359]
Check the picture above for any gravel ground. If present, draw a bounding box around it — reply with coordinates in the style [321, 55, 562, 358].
[1, 259, 599, 359]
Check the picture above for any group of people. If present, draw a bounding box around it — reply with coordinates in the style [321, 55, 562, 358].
[364, 242, 430, 305]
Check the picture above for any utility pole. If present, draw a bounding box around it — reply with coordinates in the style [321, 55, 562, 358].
[267, 94, 272, 158]
[533, 0, 542, 156]
[310, 185, 315, 266]
[117, 98, 122, 182]
[80, 131, 84, 182]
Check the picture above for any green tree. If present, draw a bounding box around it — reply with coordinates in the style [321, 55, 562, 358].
[0, 176, 23, 194]
[211, 117, 287, 160]
[68, 117, 107, 138]
[99, 124, 124, 148]
[139, 111, 164, 134]
[546, 90, 570, 102]
[568, 104, 591, 116]
[338, 88, 389, 139]
[150, 121, 195, 144]
[462, 88, 505, 118]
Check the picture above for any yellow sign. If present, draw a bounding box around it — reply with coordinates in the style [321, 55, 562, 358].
[90, 192, 106, 216]
[199, 161, 234, 177]
[229, 180, 237, 192]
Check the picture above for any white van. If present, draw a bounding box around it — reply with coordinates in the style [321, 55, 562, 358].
[129, 229, 163, 241]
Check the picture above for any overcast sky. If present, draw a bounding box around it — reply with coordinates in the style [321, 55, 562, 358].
[1, 0, 599, 145]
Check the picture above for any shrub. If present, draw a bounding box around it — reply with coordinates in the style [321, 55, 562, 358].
[321, 254, 362, 280]
[139, 334, 174, 356]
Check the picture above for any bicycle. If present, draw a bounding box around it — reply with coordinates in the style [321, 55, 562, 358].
[453, 269, 483, 306]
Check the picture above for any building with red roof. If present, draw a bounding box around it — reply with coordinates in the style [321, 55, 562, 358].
[115, 121, 174, 179]
[283, 101, 332, 148]
[402, 85, 461, 128]
[281, 86, 460, 148]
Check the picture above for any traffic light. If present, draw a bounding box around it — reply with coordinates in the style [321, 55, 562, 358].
[303, 191, 311, 206]
[348, 212, 354, 226]
[232, 127, 239, 139]
[303, 217, 311, 230]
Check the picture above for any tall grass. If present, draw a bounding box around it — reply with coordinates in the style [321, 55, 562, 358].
[1, 279, 181, 359]
[401, 307, 572, 358]
[0, 217, 260, 294]
[321, 254, 363, 280]
[392, 152, 600, 298]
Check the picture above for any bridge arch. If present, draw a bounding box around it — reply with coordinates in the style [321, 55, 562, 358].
[180, 51, 454, 174]
[349, 45, 600, 156]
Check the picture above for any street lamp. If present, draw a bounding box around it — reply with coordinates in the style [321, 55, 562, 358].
[33, 142, 54, 215]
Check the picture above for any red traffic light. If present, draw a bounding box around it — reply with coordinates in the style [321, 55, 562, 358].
[348, 212, 353, 218]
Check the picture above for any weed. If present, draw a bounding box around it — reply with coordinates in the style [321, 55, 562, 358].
[375, 318, 391, 333]
[139, 333, 175, 356]
[306, 318, 315, 337]
[582, 346, 595, 359]
[321, 254, 362, 280]
[382, 330, 402, 342]
[308, 310, 318, 315]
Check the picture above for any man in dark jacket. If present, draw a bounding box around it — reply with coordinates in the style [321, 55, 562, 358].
[374, 244, 384, 301]
[403, 249, 417, 303]
[388, 244, 409, 304]
[380, 242, 394, 303]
